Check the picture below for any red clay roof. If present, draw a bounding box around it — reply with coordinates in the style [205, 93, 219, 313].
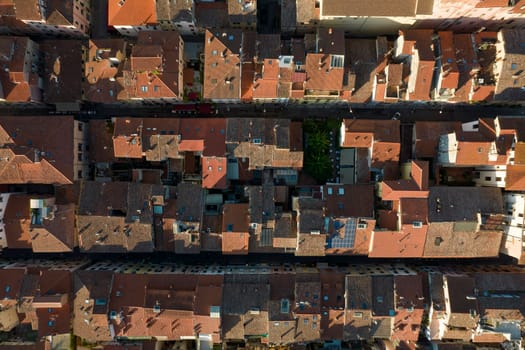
[423, 222, 502, 258]
[343, 132, 373, 148]
[439, 31, 460, 90]
[0, 36, 40, 102]
[305, 53, 344, 92]
[3, 195, 32, 248]
[202, 156, 228, 189]
[455, 140, 492, 165]
[372, 142, 400, 180]
[505, 165, 525, 191]
[343, 119, 400, 144]
[253, 59, 279, 99]
[0, 116, 76, 182]
[113, 135, 143, 158]
[203, 30, 242, 100]
[402, 30, 435, 101]
[476, 0, 509, 7]
[108, 0, 157, 26]
[221, 203, 249, 254]
[84, 39, 126, 103]
[324, 184, 374, 218]
[369, 224, 428, 258]
[0, 152, 72, 185]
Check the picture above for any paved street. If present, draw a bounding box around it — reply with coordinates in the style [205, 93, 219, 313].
[1, 102, 523, 123]
[0, 247, 516, 266]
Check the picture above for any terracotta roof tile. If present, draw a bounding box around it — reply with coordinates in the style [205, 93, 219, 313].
[84, 39, 126, 103]
[108, 0, 157, 26]
[305, 53, 344, 92]
[77, 181, 163, 253]
[202, 156, 227, 189]
[324, 184, 374, 218]
[241, 63, 254, 101]
[253, 59, 279, 99]
[113, 135, 143, 158]
[476, 0, 509, 7]
[322, 0, 418, 16]
[414, 121, 461, 158]
[88, 120, 115, 163]
[0, 116, 77, 182]
[203, 30, 242, 100]
[0, 36, 40, 102]
[505, 165, 525, 191]
[455, 140, 492, 165]
[438, 32, 460, 90]
[494, 30, 525, 101]
[41, 40, 83, 104]
[296, 233, 326, 256]
[401, 30, 435, 101]
[73, 271, 113, 342]
[369, 224, 427, 258]
[423, 222, 502, 258]
[195, 0, 229, 28]
[372, 142, 400, 180]
[221, 203, 249, 254]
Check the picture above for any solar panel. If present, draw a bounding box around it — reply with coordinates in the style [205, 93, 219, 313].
[261, 227, 273, 247]
[326, 218, 356, 248]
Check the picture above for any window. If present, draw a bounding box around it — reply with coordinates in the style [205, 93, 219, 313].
[212, 50, 218, 56]
[78, 153, 83, 161]
[78, 122, 83, 131]
[153, 85, 160, 92]
[77, 170, 82, 179]
[485, 176, 491, 181]
[141, 85, 148, 92]
[496, 177, 502, 182]
[78, 143, 83, 151]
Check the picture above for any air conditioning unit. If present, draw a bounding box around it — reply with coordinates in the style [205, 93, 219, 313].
[357, 223, 367, 229]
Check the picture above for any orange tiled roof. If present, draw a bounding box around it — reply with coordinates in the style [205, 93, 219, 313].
[221, 203, 249, 254]
[382, 180, 428, 201]
[202, 156, 228, 189]
[305, 53, 344, 92]
[402, 30, 435, 101]
[253, 60, 279, 100]
[475, 0, 509, 7]
[108, 0, 157, 26]
[113, 135, 143, 158]
[455, 140, 492, 165]
[203, 30, 242, 100]
[343, 132, 374, 148]
[0, 150, 72, 185]
[439, 32, 459, 90]
[505, 165, 525, 191]
[369, 224, 428, 258]
[0, 116, 77, 182]
[179, 139, 205, 152]
[372, 142, 400, 180]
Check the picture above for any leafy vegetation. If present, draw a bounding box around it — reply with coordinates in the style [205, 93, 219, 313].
[303, 119, 341, 183]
